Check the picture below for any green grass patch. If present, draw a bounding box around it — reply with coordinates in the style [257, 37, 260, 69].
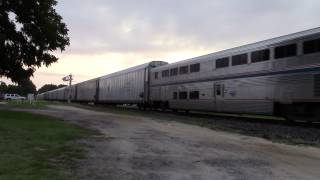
[6, 100, 50, 109]
[6, 100, 68, 109]
[0, 110, 95, 180]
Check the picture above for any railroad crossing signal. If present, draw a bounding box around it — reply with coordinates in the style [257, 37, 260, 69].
[62, 74, 73, 81]
[62, 74, 73, 103]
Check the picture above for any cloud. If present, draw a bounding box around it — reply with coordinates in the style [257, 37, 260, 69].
[29, 71, 91, 89]
[36, 72, 89, 79]
[55, 0, 320, 56]
[21, 0, 320, 89]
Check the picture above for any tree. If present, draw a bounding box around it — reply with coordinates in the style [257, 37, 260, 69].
[0, 0, 69, 84]
[0, 81, 7, 93]
[18, 79, 36, 95]
[57, 84, 67, 88]
[37, 84, 58, 94]
[5, 84, 19, 94]
[37, 83, 67, 94]
[0, 80, 36, 96]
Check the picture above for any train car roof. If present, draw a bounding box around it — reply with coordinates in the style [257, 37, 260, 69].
[49, 87, 67, 92]
[41, 61, 167, 94]
[99, 61, 167, 80]
[38, 86, 66, 95]
[63, 61, 167, 85]
[153, 27, 320, 70]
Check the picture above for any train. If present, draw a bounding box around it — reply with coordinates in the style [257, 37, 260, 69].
[38, 27, 320, 121]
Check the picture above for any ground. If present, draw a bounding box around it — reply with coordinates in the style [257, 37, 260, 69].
[8, 104, 320, 180]
[0, 108, 95, 180]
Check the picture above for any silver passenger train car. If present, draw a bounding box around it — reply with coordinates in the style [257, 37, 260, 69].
[39, 28, 320, 120]
[38, 61, 168, 106]
[150, 27, 320, 120]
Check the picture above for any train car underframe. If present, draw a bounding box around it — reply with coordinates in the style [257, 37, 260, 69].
[148, 100, 320, 122]
[274, 102, 320, 122]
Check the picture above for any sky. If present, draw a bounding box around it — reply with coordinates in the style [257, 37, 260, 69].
[1, 0, 320, 89]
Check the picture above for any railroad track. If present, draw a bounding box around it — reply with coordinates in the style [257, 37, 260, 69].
[89, 104, 320, 129]
[155, 109, 320, 128]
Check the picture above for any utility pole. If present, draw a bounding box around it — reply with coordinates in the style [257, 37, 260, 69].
[62, 74, 73, 103]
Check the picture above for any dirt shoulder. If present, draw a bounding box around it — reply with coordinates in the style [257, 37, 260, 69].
[71, 104, 320, 147]
[9, 105, 320, 180]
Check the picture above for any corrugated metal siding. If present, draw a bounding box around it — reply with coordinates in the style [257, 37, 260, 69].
[76, 79, 97, 101]
[99, 69, 145, 103]
[40, 61, 168, 103]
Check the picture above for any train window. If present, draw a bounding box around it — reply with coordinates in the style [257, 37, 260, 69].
[162, 70, 169, 77]
[303, 38, 320, 54]
[189, 91, 199, 99]
[173, 92, 178, 99]
[179, 92, 188, 99]
[216, 57, 229, 68]
[154, 72, 158, 79]
[170, 68, 178, 76]
[232, 53, 248, 66]
[179, 66, 189, 74]
[251, 49, 270, 63]
[190, 63, 200, 73]
[274, 44, 297, 59]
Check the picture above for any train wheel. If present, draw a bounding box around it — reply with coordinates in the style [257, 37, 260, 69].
[282, 105, 296, 122]
[159, 101, 168, 111]
[312, 107, 320, 123]
[283, 104, 319, 123]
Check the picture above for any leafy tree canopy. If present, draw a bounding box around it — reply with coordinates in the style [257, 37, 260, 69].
[19, 79, 36, 95]
[37, 83, 66, 94]
[57, 84, 67, 88]
[0, 81, 6, 93]
[0, 0, 69, 84]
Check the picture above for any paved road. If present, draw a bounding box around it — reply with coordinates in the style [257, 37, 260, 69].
[18, 105, 320, 180]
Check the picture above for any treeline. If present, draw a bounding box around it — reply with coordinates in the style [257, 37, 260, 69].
[37, 84, 67, 94]
[0, 80, 36, 96]
[0, 81, 67, 96]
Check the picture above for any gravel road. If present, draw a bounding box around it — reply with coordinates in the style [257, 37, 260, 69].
[13, 105, 320, 180]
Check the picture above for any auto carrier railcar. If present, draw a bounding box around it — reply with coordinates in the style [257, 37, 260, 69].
[39, 61, 168, 106]
[39, 27, 320, 121]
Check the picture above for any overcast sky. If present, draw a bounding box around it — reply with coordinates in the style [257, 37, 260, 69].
[2, 0, 320, 88]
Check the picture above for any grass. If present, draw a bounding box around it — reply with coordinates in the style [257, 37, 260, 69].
[5, 100, 68, 109]
[0, 110, 96, 180]
[6, 100, 50, 109]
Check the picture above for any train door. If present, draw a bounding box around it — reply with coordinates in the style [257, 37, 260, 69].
[214, 83, 224, 111]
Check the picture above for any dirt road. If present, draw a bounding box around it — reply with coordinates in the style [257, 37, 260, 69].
[18, 105, 320, 180]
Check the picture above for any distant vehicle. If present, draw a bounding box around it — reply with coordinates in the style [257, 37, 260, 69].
[4, 94, 26, 100]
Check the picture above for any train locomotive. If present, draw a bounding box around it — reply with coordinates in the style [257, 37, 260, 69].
[38, 28, 320, 121]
